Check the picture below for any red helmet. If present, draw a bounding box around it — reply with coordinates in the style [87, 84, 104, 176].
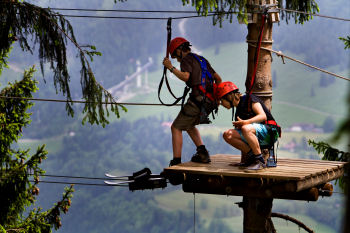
[168, 37, 189, 58]
[215, 81, 239, 99]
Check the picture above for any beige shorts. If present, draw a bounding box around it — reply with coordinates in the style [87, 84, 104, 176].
[172, 99, 200, 131]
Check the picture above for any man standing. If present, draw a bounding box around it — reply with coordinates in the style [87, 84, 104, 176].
[215, 81, 280, 171]
[162, 37, 222, 166]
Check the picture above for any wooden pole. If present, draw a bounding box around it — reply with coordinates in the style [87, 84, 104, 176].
[243, 1, 279, 232]
[242, 197, 273, 233]
[245, 20, 273, 110]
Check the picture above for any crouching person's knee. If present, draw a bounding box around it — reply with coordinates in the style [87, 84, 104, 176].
[241, 124, 252, 135]
[223, 130, 232, 142]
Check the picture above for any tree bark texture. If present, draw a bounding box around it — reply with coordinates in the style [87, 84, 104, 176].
[245, 18, 273, 111]
[242, 15, 275, 233]
[243, 197, 273, 233]
[245, 16, 274, 162]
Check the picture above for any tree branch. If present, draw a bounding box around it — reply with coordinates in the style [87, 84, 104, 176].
[271, 212, 314, 233]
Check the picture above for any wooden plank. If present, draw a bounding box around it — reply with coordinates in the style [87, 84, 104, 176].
[164, 154, 347, 186]
[211, 155, 346, 166]
[213, 160, 342, 170]
[166, 166, 307, 180]
[166, 165, 336, 179]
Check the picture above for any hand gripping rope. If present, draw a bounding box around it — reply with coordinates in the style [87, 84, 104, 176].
[158, 18, 190, 107]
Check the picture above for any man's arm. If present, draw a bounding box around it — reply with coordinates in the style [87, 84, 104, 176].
[233, 102, 267, 128]
[163, 57, 190, 82]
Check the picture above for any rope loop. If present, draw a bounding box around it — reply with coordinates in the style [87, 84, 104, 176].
[276, 51, 285, 64]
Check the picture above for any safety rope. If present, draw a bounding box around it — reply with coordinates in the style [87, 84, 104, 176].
[248, 13, 267, 95]
[193, 193, 196, 233]
[277, 7, 350, 22]
[158, 18, 190, 107]
[246, 12, 267, 115]
[248, 43, 350, 82]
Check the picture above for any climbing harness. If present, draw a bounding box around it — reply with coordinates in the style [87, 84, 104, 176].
[158, 18, 190, 107]
[157, 18, 217, 124]
[189, 53, 218, 124]
[240, 94, 281, 167]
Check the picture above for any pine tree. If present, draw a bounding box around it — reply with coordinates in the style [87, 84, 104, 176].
[0, 66, 74, 232]
[0, 1, 126, 231]
[0, 0, 127, 127]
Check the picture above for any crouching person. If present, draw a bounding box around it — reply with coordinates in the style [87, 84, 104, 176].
[215, 81, 280, 171]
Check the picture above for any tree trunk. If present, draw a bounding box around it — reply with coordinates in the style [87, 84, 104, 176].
[245, 17, 273, 110]
[243, 14, 274, 233]
[243, 197, 274, 233]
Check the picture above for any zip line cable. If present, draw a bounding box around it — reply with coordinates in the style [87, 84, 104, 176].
[42, 7, 350, 22]
[0, 96, 181, 106]
[53, 13, 221, 20]
[32, 173, 129, 181]
[30, 180, 116, 187]
[248, 43, 350, 82]
[49, 9, 206, 13]
[1, 1, 350, 21]
[24, 179, 350, 194]
[277, 8, 350, 22]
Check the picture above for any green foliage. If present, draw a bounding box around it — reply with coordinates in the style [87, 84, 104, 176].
[182, 0, 247, 26]
[0, 1, 126, 127]
[0, 67, 74, 232]
[339, 36, 350, 50]
[180, 0, 319, 26]
[280, 0, 319, 24]
[308, 139, 349, 191]
[0, 45, 12, 77]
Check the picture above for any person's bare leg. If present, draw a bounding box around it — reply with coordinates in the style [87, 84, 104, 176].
[240, 125, 261, 155]
[186, 126, 203, 147]
[223, 129, 251, 153]
[171, 124, 183, 159]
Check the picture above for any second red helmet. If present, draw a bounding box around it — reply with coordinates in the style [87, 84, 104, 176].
[215, 81, 239, 99]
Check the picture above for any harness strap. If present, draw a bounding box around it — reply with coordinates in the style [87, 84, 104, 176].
[265, 120, 282, 137]
[193, 85, 215, 102]
[247, 13, 267, 111]
[158, 17, 186, 106]
[190, 54, 214, 90]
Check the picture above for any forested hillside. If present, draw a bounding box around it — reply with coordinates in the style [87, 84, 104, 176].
[18, 116, 343, 233]
[4, 0, 349, 232]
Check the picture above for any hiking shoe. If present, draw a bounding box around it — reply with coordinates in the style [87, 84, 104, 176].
[169, 159, 181, 167]
[230, 151, 256, 167]
[191, 148, 211, 163]
[244, 156, 266, 172]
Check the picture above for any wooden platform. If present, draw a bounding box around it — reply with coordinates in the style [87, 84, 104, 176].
[163, 154, 347, 201]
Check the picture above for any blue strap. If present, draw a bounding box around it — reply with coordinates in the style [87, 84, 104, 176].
[190, 53, 213, 90]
